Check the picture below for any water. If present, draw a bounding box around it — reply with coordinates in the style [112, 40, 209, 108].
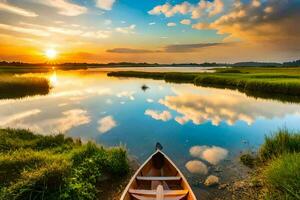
[1, 69, 300, 198]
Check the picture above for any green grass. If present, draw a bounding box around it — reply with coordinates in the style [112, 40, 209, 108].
[259, 128, 300, 161]
[0, 75, 50, 99]
[108, 68, 300, 102]
[0, 128, 129, 200]
[263, 153, 300, 199]
[239, 129, 300, 199]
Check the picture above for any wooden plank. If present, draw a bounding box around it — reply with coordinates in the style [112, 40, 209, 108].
[131, 194, 186, 200]
[137, 176, 181, 181]
[129, 189, 188, 196]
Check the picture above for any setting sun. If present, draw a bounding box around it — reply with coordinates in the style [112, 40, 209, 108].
[45, 49, 57, 59]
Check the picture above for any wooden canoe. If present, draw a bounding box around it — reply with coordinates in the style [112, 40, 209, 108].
[121, 143, 197, 200]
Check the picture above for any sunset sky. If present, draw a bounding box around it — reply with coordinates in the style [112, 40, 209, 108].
[0, 0, 299, 63]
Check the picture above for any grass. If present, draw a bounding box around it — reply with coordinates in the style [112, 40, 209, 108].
[259, 128, 300, 161]
[239, 129, 300, 199]
[108, 67, 300, 102]
[0, 128, 129, 200]
[0, 75, 50, 99]
[263, 153, 300, 199]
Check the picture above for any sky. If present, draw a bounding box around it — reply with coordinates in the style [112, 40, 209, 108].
[0, 0, 299, 63]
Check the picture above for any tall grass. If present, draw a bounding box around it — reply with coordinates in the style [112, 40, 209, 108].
[263, 153, 300, 199]
[0, 128, 129, 200]
[259, 128, 300, 161]
[0, 75, 50, 99]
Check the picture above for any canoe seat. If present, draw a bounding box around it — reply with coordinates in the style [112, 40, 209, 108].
[129, 189, 188, 196]
[136, 176, 181, 181]
[131, 194, 186, 200]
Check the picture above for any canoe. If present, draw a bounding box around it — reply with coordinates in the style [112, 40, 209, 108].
[121, 143, 197, 200]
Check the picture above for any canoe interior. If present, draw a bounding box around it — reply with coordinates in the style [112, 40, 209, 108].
[122, 151, 196, 200]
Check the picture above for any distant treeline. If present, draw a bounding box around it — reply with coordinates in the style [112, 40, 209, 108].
[0, 59, 299, 68]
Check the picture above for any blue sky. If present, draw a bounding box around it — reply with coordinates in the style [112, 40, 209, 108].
[0, 0, 299, 63]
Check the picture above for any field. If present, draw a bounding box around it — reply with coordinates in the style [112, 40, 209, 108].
[0, 75, 50, 99]
[108, 67, 300, 102]
[0, 128, 129, 200]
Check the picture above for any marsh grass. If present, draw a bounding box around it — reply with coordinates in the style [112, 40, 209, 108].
[0, 75, 50, 99]
[108, 68, 300, 99]
[263, 153, 300, 199]
[259, 128, 300, 161]
[239, 129, 300, 199]
[0, 128, 129, 200]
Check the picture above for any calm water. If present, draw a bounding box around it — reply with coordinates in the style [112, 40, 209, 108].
[1, 69, 300, 197]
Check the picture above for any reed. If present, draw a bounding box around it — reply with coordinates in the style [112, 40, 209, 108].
[0, 75, 50, 99]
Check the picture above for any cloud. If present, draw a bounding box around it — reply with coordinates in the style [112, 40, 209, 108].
[0, 109, 41, 126]
[11, 109, 90, 134]
[96, 0, 116, 10]
[147, 98, 154, 103]
[149, 22, 156, 25]
[148, 0, 224, 19]
[107, 42, 225, 54]
[190, 145, 228, 165]
[180, 19, 191, 25]
[107, 48, 158, 53]
[145, 109, 172, 121]
[116, 91, 135, 100]
[159, 85, 300, 126]
[164, 43, 223, 52]
[98, 115, 117, 133]
[0, 1, 38, 17]
[115, 24, 136, 34]
[34, 0, 87, 16]
[0, 23, 50, 37]
[185, 160, 208, 174]
[193, 0, 300, 49]
[167, 22, 176, 27]
[0, 22, 110, 39]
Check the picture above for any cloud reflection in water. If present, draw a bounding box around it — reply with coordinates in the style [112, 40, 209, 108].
[159, 86, 300, 126]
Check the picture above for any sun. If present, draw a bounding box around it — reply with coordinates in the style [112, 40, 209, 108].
[45, 49, 57, 59]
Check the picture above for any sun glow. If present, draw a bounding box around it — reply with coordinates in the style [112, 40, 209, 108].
[45, 49, 57, 59]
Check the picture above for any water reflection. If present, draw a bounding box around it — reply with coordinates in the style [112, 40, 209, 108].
[189, 145, 228, 165]
[98, 116, 117, 133]
[185, 160, 208, 174]
[145, 110, 172, 121]
[159, 86, 300, 126]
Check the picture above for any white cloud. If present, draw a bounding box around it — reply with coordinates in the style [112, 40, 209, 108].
[98, 115, 117, 133]
[146, 98, 154, 103]
[96, 0, 116, 11]
[2, 109, 91, 134]
[145, 109, 172, 121]
[116, 91, 135, 100]
[189, 145, 228, 165]
[180, 19, 191, 25]
[149, 22, 156, 25]
[34, 0, 87, 16]
[0, 23, 50, 37]
[0, 22, 111, 39]
[0, 109, 41, 126]
[167, 22, 176, 27]
[148, 0, 224, 19]
[0, 1, 38, 17]
[115, 24, 136, 34]
[185, 160, 208, 174]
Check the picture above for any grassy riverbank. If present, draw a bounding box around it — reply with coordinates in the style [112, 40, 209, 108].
[0, 75, 50, 99]
[108, 67, 300, 101]
[0, 128, 129, 200]
[240, 129, 300, 199]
